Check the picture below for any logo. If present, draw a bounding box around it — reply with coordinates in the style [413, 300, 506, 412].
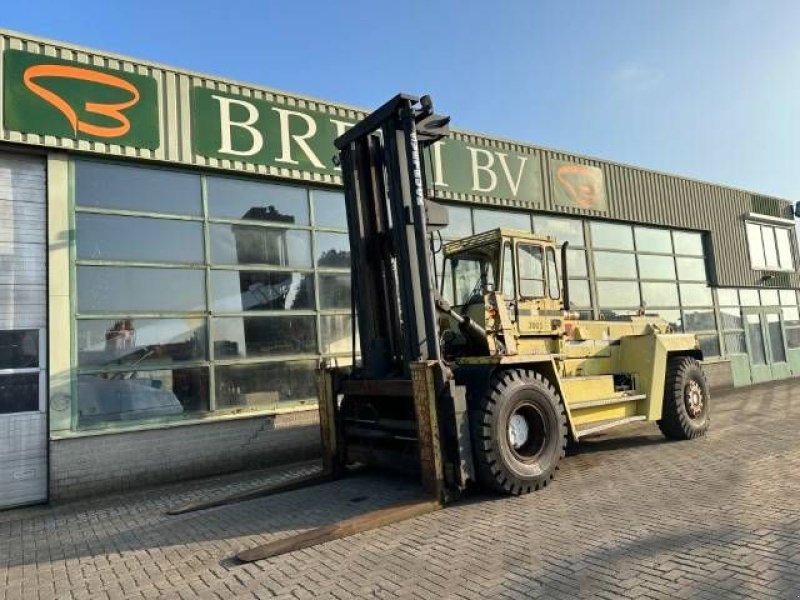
[4, 49, 159, 149]
[551, 160, 608, 211]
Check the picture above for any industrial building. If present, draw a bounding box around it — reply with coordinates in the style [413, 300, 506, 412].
[0, 29, 798, 508]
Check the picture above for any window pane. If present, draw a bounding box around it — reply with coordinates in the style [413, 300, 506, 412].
[635, 227, 672, 253]
[680, 283, 712, 307]
[210, 224, 311, 267]
[746, 223, 765, 269]
[760, 289, 779, 307]
[641, 282, 679, 307]
[441, 205, 473, 239]
[319, 273, 351, 309]
[637, 255, 675, 280]
[672, 231, 704, 256]
[567, 280, 591, 308]
[210, 270, 314, 312]
[675, 257, 707, 282]
[533, 215, 584, 246]
[78, 266, 205, 313]
[502, 243, 515, 297]
[215, 360, 316, 410]
[518, 244, 545, 297]
[779, 290, 797, 306]
[0, 373, 38, 414]
[739, 289, 760, 306]
[565, 249, 588, 278]
[776, 228, 794, 270]
[782, 307, 800, 327]
[647, 309, 682, 332]
[207, 177, 308, 225]
[720, 307, 743, 330]
[763, 226, 779, 269]
[590, 222, 633, 250]
[767, 313, 787, 363]
[746, 314, 767, 365]
[724, 331, 746, 354]
[0, 330, 38, 369]
[213, 316, 316, 359]
[75, 161, 202, 215]
[683, 309, 716, 332]
[547, 247, 560, 300]
[473, 209, 530, 233]
[320, 314, 357, 355]
[698, 334, 721, 358]
[717, 289, 739, 307]
[77, 214, 204, 263]
[77, 318, 206, 368]
[312, 189, 347, 229]
[787, 327, 800, 349]
[77, 367, 209, 428]
[315, 232, 350, 268]
[596, 281, 640, 307]
[594, 251, 636, 279]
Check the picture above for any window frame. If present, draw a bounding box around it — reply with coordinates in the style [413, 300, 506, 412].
[745, 220, 796, 272]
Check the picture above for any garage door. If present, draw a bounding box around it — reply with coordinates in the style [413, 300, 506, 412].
[0, 153, 47, 509]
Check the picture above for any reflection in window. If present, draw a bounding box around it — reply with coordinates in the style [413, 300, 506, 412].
[647, 309, 682, 332]
[767, 313, 786, 363]
[716, 289, 739, 306]
[567, 280, 591, 308]
[313, 189, 348, 229]
[211, 270, 314, 312]
[594, 251, 636, 279]
[319, 273, 352, 309]
[782, 307, 800, 327]
[449, 252, 497, 305]
[78, 266, 206, 313]
[746, 314, 767, 365]
[0, 330, 39, 369]
[77, 367, 209, 428]
[675, 257, 706, 282]
[502, 243, 515, 297]
[760, 289, 779, 307]
[683, 309, 716, 332]
[672, 231, 704, 256]
[440, 205, 473, 240]
[558, 248, 588, 278]
[207, 176, 308, 225]
[315, 232, 351, 268]
[590, 222, 633, 251]
[0, 373, 38, 414]
[739, 289, 760, 306]
[547, 247, 560, 300]
[320, 315, 358, 355]
[634, 227, 672, 253]
[77, 319, 206, 368]
[210, 224, 311, 267]
[698, 335, 721, 358]
[518, 245, 545, 297]
[637, 255, 676, 280]
[779, 290, 798, 306]
[533, 215, 584, 246]
[215, 360, 316, 410]
[213, 316, 316, 359]
[77, 214, 204, 264]
[679, 283, 712, 307]
[720, 307, 743, 330]
[641, 282, 679, 307]
[473, 209, 530, 233]
[596, 281, 640, 307]
[724, 331, 747, 354]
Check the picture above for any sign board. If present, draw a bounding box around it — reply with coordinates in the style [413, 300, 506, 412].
[550, 160, 607, 211]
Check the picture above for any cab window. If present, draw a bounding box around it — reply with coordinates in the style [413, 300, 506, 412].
[518, 244, 545, 298]
[502, 242, 516, 298]
[449, 252, 496, 305]
[547, 247, 560, 300]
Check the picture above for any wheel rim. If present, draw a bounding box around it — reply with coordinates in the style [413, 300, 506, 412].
[507, 402, 547, 461]
[685, 379, 705, 419]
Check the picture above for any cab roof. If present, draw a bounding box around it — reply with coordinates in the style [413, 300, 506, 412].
[442, 228, 556, 256]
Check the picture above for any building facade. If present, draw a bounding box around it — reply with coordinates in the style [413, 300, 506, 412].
[0, 29, 798, 508]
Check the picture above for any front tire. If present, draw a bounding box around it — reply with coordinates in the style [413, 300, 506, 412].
[658, 356, 710, 440]
[472, 369, 567, 495]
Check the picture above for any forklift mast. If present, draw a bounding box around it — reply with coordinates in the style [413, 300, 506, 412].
[334, 94, 450, 379]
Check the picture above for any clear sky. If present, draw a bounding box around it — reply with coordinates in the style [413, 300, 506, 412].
[5, 0, 800, 201]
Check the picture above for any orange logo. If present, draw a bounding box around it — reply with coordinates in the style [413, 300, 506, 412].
[22, 64, 140, 138]
[556, 164, 603, 209]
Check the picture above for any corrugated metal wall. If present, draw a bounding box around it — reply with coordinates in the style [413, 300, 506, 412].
[0, 29, 795, 289]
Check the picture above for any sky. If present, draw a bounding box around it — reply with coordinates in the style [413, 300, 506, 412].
[4, 0, 800, 202]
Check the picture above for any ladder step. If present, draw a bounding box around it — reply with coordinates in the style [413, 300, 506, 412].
[569, 393, 646, 411]
[576, 415, 647, 438]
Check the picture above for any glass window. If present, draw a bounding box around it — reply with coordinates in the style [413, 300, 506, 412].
[716, 289, 739, 307]
[320, 315, 357, 355]
[215, 360, 316, 410]
[441, 205, 473, 240]
[776, 228, 794, 270]
[648, 309, 682, 332]
[724, 331, 747, 354]
[450, 252, 497, 304]
[637, 255, 675, 280]
[675, 257, 707, 282]
[786, 328, 800, 349]
[78, 266, 205, 313]
[767, 313, 787, 363]
[763, 226, 779, 269]
[672, 231, 704, 256]
[683, 309, 716, 332]
[533, 215, 584, 246]
[319, 273, 352, 309]
[77, 319, 206, 368]
[697, 334, 721, 358]
[210, 224, 311, 267]
[782, 307, 800, 327]
[593, 251, 637, 279]
[315, 232, 350, 268]
[76, 214, 204, 264]
[760, 289, 779, 307]
[547, 247, 560, 300]
[473, 209, 530, 233]
[564, 249, 588, 278]
[739, 289, 760, 306]
[75, 160, 202, 216]
[720, 307, 743, 330]
[0, 330, 39, 369]
[635, 227, 672, 253]
[746, 314, 767, 365]
[213, 316, 316, 359]
[567, 280, 591, 308]
[207, 177, 309, 225]
[210, 270, 314, 312]
[501, 243, 515, 297]
[641, 282, 679, 307]
[779, 290, 798, 306]
[0, 373, 38, 414]
[746, 223, 765, 269]
[679, 283, 712, 307]
[518, 244, 545, 298]
[312, 189, 347, 229]
[590, 222, 633, 251]
[596, 281, 640, 307]
[77, 367, 209, 428]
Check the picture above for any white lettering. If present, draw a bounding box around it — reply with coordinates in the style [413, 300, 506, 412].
[329, 119, 355, 170]
[431, 141, 449, 187]
[273, 108, 325, 168]
[466, 146, 497, 193]
[212, 95, 264, 157]
[495, 152, 528, 196]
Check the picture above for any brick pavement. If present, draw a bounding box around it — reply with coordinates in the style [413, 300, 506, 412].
[1, 380, 800, 599]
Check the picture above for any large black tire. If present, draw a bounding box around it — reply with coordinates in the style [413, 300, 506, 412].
[658, 356, 710, 440]
[472, 369, 567, 495]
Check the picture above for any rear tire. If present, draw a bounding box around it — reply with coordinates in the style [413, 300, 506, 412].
[658, 356, 710, 440]
[472, 369, 567, 495]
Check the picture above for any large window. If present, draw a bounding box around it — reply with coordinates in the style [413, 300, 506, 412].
[746, 222, 795, 271]
[73, 160, 352, 430]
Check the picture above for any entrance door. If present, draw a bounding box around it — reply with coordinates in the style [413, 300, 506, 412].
[0, 154, 48, 508]
[743, 308, 791, 384]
